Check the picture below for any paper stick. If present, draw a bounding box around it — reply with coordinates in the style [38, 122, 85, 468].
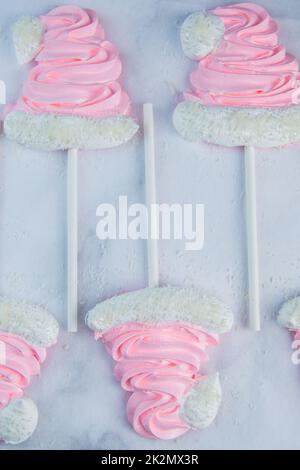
[143, 103, 159, 288]
[67, 148, 78, 332]
[244, 146, 260, 331]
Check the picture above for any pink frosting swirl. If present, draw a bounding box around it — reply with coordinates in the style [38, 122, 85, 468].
[0, 332, 46, 410]
[187, 2, 300, 107]
[99, 322, 219, 440]
[292, 330, 300, 346]
[13, 5, 131, 118]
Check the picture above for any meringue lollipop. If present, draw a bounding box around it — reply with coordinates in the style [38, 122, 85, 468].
[173, 2, 300, 331]
[277, 297, 300, 366]
[4, 5, 139, 332]
[86, 104, 233, 440]
[0, 298, 59, 444]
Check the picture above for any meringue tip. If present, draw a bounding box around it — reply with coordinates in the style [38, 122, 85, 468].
[0, 397, 38, 445]
[12, 16, 44, 65]
[180, 11, 224, 60]
[181, 373, 222, 429]
[278, 297, 300, 330]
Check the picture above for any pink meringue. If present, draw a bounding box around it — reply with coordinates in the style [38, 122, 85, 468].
[187, 2, 300, 108]
[12, 5, 130, 118]
[99, 322, 219, 440]
[4, 5, 138, 150]
[0, 332, 46, 410]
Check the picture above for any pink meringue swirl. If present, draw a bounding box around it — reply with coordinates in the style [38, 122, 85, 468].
[187, 2, 300, 107]
[292, 330, 300, 347]
[294, 330, 300, 341]
[99, 322, 219, 440]
[13, 5, 131, 118]
[0, 332, 46, 410]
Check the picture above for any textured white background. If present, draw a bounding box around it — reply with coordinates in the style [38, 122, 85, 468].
[1, 0, 300, 451]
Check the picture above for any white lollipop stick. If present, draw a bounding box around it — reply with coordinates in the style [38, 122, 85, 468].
[67, 148, 78, 332]
[244, 146, 260, 331]
[143, 103, 159, 288]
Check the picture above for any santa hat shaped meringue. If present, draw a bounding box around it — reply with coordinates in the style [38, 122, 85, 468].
[4, 5, 138, 151]
[0, 298, 59, 444]
[86, 287, 233, 440]
[277, 297, 300, 363]
[173, 2, 300, 148]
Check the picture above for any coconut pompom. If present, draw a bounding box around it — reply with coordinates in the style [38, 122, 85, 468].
[0, 398, 38, 445]
[181, 373, 222, 429]
[278, 297, 300, 330]
[180, 12, 224, 60]
[12, 16, 44, 64]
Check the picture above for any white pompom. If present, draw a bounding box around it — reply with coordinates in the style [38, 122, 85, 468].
[181, 374, 222, 429]
[278, 297, 300, 329]
[13, 16, 44, 64]
[180, 12, 224, 60]
[0, 398, 38, 445]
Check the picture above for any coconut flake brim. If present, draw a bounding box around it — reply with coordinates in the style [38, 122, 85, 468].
[0, 297, 59, 348]
[181, 373, 222, 429]
[0, 398, 38, 445]
[173, 100, 300, 148]
[277, 297, 300, 329]
[4, 111, 139, 151]
[86, 287, 233, 334]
